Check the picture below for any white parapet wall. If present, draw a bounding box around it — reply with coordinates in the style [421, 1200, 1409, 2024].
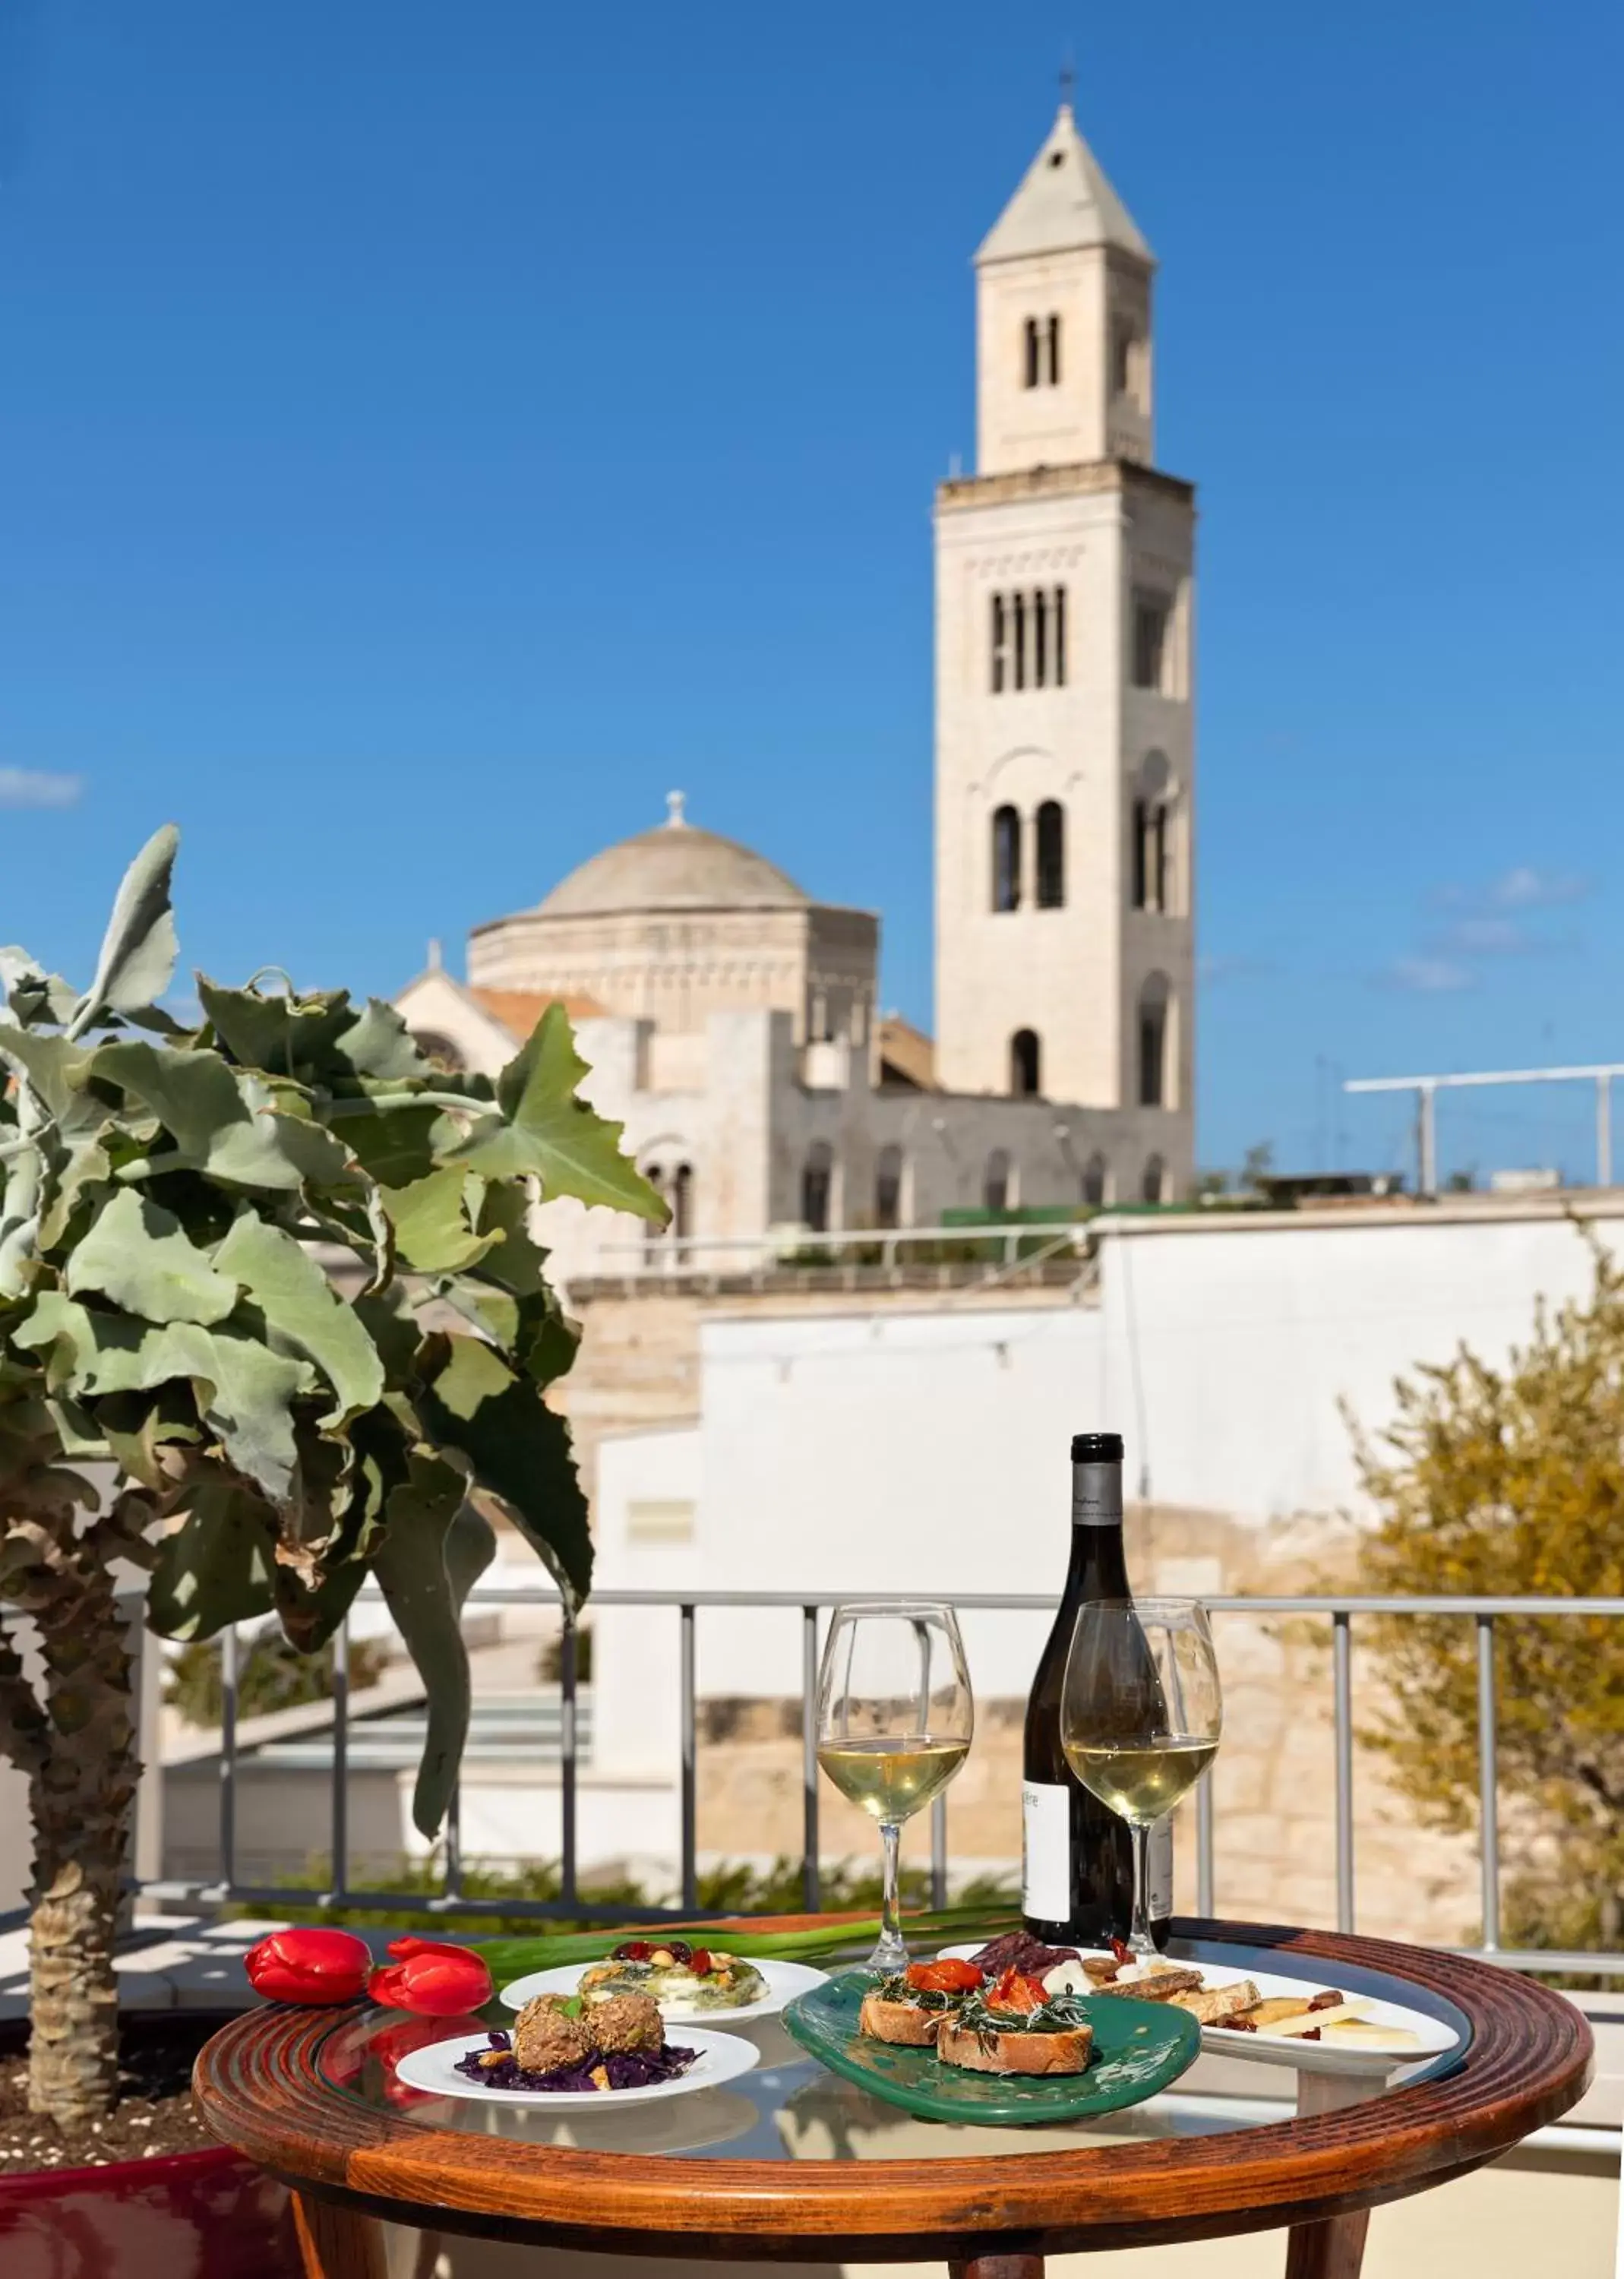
[592, 1194, 1624, 1737]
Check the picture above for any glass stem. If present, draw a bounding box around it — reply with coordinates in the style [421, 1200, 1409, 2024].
[880, 1820, 902, 1950]
[1130, 1819, 1155, 1955]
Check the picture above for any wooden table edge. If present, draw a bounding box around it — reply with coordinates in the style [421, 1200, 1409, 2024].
[195, 1921, 1596, 2257]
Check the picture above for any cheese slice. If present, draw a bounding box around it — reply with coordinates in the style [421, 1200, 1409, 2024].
[1321, 2019, 1422, 2048]
[1263, 2002, 1365, 2037]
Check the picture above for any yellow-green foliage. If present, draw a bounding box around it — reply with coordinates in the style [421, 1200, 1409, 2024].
[1355, 1234, 1624, 1942]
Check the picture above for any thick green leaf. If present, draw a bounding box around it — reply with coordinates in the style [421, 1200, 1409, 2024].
[0, 950, 77, 1030]
[330, 999, 432, 1083]
[195, 978, 355, 1074]
[443, 1004, 666, 1221]
[273, 1404, 410, 1652]
[374, 1454, 496, 1836]
[11, 1296, 312, 1500]
[352, 1285, 426, 1384]
[91, 1042, 354, 1190]
[0, 1026, 98, 1125]
[381, 1166, 502, 1274]
[191, 1330, 311, 1503]
[211, 1215, 384, 1423]
[147, 1477, 278, 1639]
[66, 1189, 239, 1325]
[36, 1137, 111, 1251]
[415, 1331, 592, 1611]
[68, 823, 180, 1035]
[472, 1181, 552, 1296]
[96, 1386, 201, 1492]
[340, 1103, 447, 1188]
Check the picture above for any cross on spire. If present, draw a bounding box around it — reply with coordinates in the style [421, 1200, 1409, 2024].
[665, 789, 687, 828]
[1059, 55, 1076, 110]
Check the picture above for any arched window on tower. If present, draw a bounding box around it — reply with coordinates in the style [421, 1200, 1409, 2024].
[1046, 313, 1061, 385]
[1022, 317, 1040, 389]
[874, 1145, 904, 1231]
[991, 805, 1022, 912]
[802, 1142, 834, 1234]
[1142, 1154, 1167, 1205]
[1138, 973, 1174, 1108]
[671, 1164, 694, 1243]
[984, 1149, 1014, 1213]
[1082, 1154, 1108, 1208]
[1035, 801, 1065, 909]
[1010, 1029, 1041, 1098]
[641, 1163, 668, 1266]
[1131, 752, 1176, 914]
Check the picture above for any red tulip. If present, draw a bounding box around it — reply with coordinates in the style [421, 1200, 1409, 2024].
[245, 1926, 371, 2006]
[368, 1936, 493, 2017]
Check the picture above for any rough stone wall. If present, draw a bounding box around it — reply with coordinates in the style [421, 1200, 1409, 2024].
[690, 1503, 1484, 1948]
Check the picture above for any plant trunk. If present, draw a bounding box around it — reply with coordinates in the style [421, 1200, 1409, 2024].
[27, 1563, 141, 2132]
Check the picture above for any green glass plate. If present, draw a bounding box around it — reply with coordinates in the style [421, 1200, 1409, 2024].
[781, 1973, 1199, 2126]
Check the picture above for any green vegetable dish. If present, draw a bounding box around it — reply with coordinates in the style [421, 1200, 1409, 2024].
[579, 1939, 768, 2015]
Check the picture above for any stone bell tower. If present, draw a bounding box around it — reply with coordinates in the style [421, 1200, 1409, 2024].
[933, 102, 1196, 1176]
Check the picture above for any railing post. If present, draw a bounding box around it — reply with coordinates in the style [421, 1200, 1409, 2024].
[1196, 1767, 1215, 1919]
[560, 1620, 579, 1911]
[444, 1779, 463, 1902]
[801, 1607, 821, 1913]
[1476, 1614, 1500, 1949]
[1332, 1610, 1355, 1932]
[330, 1620, 349, 1901]
[680, 1604, 697, 1914]
[219, 1623, 239, 1893]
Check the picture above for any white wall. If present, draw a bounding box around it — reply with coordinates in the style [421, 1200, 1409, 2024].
[599, 1199, 1624, 1721]
[1094, 1203, 1621, 1522]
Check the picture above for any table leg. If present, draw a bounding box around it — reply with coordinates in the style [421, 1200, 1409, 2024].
[292, 2190, 390, 2279]
[1284, 2212, 1370, 2279]
[948, 2259, 1044, 2279]
[1281, 2066, 1382, 2277]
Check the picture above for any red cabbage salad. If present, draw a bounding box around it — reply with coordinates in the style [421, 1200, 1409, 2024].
[453, 2028, 698, 2094]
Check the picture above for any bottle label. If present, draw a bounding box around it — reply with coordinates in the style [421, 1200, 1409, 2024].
[1149, 1816, 1174, 1920]
[1022, 1781, 1072, 1922]
[1070, 1462, 1124, 1528]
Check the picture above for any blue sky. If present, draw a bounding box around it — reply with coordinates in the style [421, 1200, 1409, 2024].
[1, 0, 1619, 1181]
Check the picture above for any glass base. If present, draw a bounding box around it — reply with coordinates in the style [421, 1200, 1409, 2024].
[864, 1928, 909, 1974]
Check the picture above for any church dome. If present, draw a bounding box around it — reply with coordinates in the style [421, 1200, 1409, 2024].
[536, 795, 807, 918]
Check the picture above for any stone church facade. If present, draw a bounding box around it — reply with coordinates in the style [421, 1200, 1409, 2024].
[397, 104, 1196, 1283]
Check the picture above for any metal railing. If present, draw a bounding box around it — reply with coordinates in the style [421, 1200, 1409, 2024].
[589, 1220, 1097, 1282]
[125, 1586, 1624, 1977]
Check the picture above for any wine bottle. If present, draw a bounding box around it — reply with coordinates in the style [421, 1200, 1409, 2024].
[1021, 1431, 1172, 1947]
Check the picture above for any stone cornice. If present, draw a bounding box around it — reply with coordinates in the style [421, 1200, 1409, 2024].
[936, 457, 1196, 514]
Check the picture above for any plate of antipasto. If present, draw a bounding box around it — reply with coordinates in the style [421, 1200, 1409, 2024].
[781, 1953, 1198, 2124]
[393, 1987, 761, 2108]
[936, 1934, 1461, 2077]
[500, 1937, 828, 2023]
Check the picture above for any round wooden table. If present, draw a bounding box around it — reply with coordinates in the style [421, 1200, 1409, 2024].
[194, 1920, 1593, 2279]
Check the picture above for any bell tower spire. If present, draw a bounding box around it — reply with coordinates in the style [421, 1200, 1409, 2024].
[932, 104, 1196, 1203]
[973, 101, 1155, 476]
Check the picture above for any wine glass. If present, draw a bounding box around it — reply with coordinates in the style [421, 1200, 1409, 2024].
[1060, 1597, 1221, 1958]
[815, 1601, 974, 1973]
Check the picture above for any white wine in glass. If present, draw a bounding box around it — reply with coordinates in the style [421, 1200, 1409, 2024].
[816, 1602, 974, 1971]
[1060, 1598, 1221, 1958]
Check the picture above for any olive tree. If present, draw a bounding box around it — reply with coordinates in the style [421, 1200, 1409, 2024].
[1355, 1232, 1624, 1950]
[0, 827, 662, 2130]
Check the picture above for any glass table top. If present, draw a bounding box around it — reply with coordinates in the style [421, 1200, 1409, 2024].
[314, 1936, 1471, 2165]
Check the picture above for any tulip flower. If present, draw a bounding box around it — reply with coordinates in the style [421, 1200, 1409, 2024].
[245, 1926, 371, 2006]
[368, 1935, 494, 2017]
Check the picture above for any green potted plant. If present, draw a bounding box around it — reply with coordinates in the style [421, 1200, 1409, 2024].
[0, 827, 661, 2257]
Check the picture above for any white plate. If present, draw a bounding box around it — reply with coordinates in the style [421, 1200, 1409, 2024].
[937, 1946, 1460, 2077]
[499, 1955, 829, 2023]
[390, 2025, 760, 2107]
